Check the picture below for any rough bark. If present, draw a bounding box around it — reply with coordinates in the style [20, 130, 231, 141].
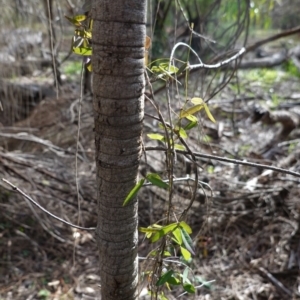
[92, 1, 146, 299]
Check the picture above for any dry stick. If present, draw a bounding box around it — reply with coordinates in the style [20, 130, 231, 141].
[145, 146, 300, 179]
[259, 267, 293, 298]
[1, 178, 96, 231]
[154, 25, 300, 95]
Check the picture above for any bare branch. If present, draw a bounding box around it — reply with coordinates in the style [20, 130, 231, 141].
[1, 178, 96, 231]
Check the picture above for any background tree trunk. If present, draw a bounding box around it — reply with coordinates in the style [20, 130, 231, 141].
[92, 1, 146, 299]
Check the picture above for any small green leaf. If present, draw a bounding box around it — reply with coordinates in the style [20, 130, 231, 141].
[151, 223, 178, 243]
[146, 173, 169, 189]
[161, 223, 179, 235]
[139, 226, 161, 234]
[86, 60, 92, 72]
[167, 275, 181, 285]
[191, 98, 216, 123]
[172, 227, 182, 245]
[183, 114, 198, 130]
[180, 104, 204, 119]
[180, 246, 191, 261]
[190, 97, 204, 105]
[73, 45, 92, 56]
[183, 283, 195, 293]
[174, 144, 186, 151]
[203, 103, 216, 123]
[147, 133, 165, 141]
[123, 179, 145, 206]
[156, 270, 174, 286]
[181, 227, 195, 255]
[74, 14, 87, 22]
[65, 15, 82, 26]
[179, 221, 192, 234]
[174, 127, 187, 139]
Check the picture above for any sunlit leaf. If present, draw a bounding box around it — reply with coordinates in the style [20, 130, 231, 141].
[172, 227, 182, 245]
[179, 221, 192, 234]
[191, 97, 205, 105]
[180, 246, 191, 261]
[65, 15, 82, 26]
[191, 97, 216, 123]
[181, 227, 195, 255]
[203, 103, 216, 123]
[174, 144, 186, 151]
[139, 226, 161, 234]
[147, 133, 165, 141]
[183, 114, 198, 130]
[156, 270, 174, 286]
[146, 173, 169, 189]
[174, 127, 187, 139]
[73, 45, 92, 56]
[86, 60, 92, 72]
[74, 14, 87, 22]
[180, 104, 204, 119]
[123, 179, 145, 206]
[151, 231, 164, 243]
[167, 275, 181, 286]
[161, 223, 178, 235]
[183, 283, 195, 293]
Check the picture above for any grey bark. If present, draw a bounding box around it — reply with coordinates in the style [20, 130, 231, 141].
[92, 1, 146, 299]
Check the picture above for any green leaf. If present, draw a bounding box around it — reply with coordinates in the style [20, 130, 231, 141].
[123, 179, 145, 206]
[179, 221, 192, 234]
[147, 133, 165, 141]
[74, 14, 87, 22]
[156, 270, 174, 286]
[65, 15, 83, 26]
[181, 227, 195, 255]
[161, 223, 179, 235]
[174, 144, 186, 151]
[190, 97, 205, 105]
[139, 226, 161, 234]
[183, 283, 195, 294]
[151, 231, 165, 243]
[203, 103, 216, 123]
[151, 223, 178, 243]
[146, 173, 169, 189]
[167, 275, 181, 286]
[174, 127, 187, 139]
[180, 246, 191, 261]
[183, 114, 198, 130]
[86, 60, 92, 72]
[172, 227, 182, 245]
[180, 104, 204, 119]
[191, 97, 216, 123]
[73, 45, 92, 56]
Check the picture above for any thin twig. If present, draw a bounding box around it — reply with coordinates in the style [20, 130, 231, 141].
[1, 178, 96, 231]
[145, 146, 300, 178]
[259, 267, 293, 298]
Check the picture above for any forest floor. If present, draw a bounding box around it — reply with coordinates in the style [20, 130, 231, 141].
[1, 39, 300, 300]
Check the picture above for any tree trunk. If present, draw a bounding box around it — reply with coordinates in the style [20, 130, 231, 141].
[92, 1, 146, 299]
